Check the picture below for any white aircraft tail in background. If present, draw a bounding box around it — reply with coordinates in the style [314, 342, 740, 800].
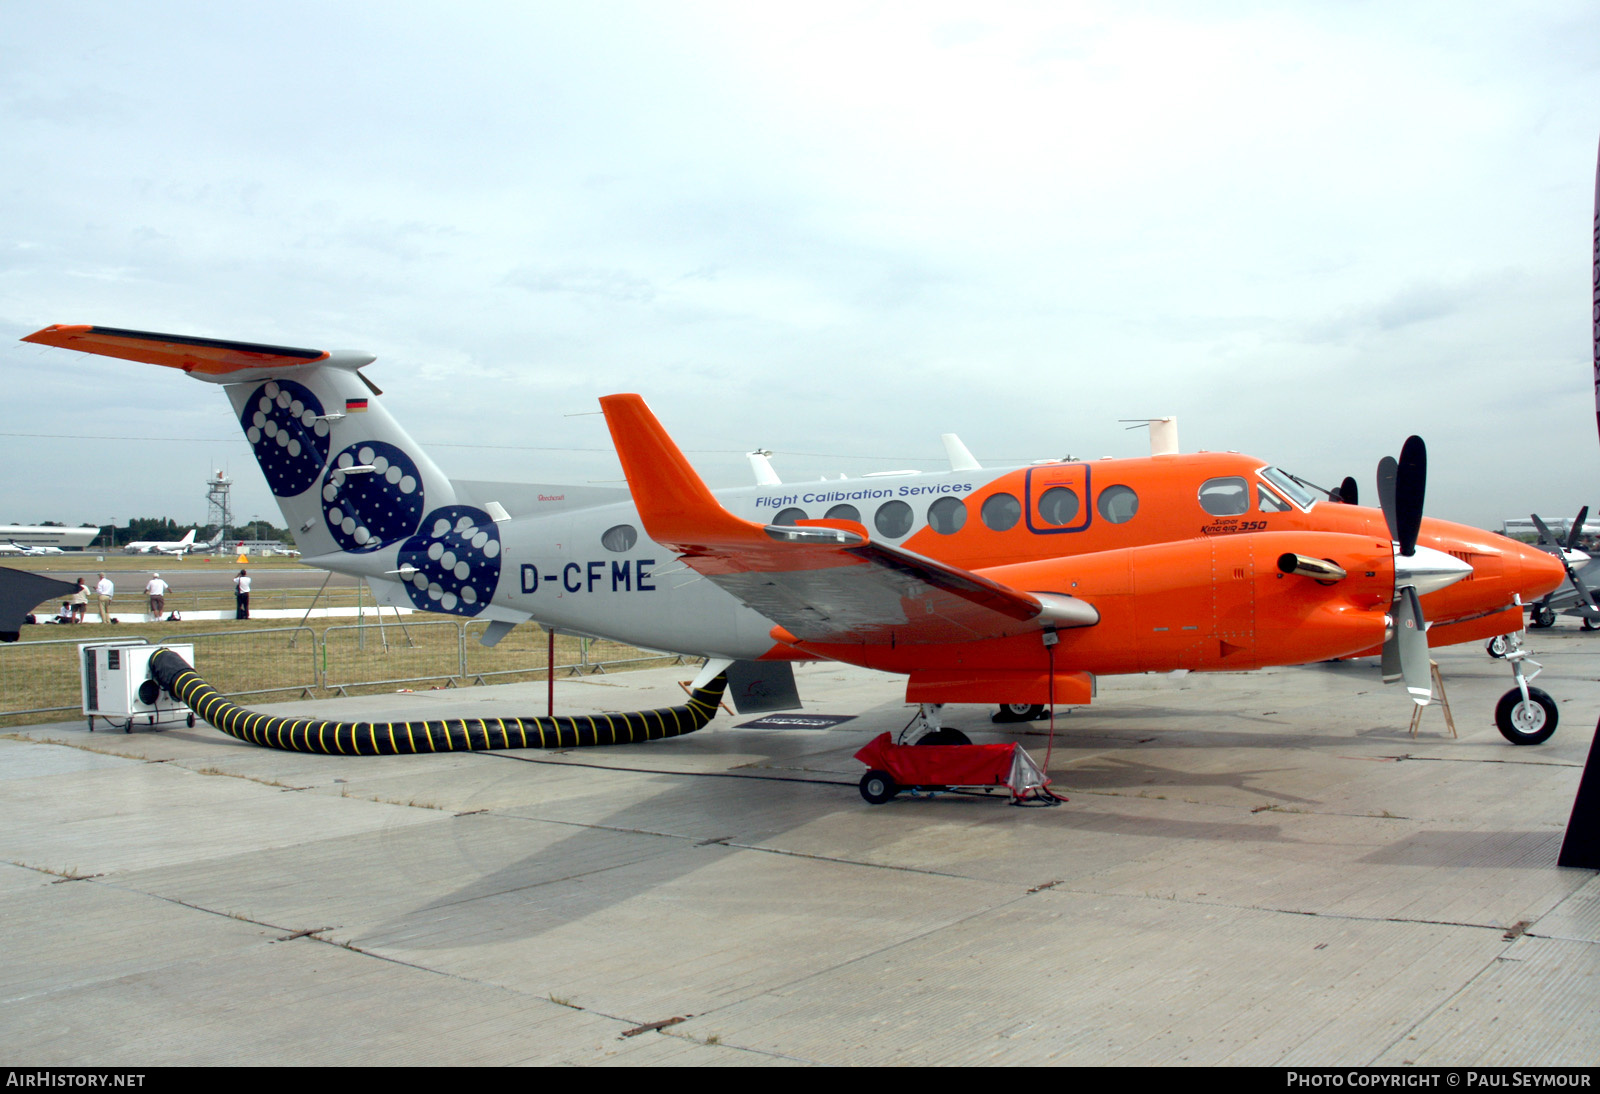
[124, 529, 196, 556]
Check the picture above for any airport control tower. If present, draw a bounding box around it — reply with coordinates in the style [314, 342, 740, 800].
[204, 470, 232, 542]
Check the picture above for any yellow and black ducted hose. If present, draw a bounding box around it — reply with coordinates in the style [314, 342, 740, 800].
[148, 647, 727, 755]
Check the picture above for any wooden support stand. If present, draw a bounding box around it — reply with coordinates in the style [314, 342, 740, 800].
[1408, 660, 1457, 739]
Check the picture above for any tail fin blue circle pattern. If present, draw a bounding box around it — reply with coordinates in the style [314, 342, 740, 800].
[320, 440, 425, 552]
[398, 505, 502, 615]
[241, 380, 332, 497]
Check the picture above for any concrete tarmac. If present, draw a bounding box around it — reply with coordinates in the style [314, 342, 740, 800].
[2, 629, 1597, 1066]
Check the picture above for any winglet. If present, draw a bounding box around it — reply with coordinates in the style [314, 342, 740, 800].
[599, 394, 760, 549]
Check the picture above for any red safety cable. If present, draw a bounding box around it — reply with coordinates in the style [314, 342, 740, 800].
[1044, 639, 1058, 772]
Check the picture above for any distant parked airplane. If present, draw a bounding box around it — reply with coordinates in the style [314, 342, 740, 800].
[122, 529, 221, 556]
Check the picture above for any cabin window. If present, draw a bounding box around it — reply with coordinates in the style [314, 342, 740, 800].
[1038, 486, 1081, 527]
[927, 496, 967, 535]
[1097, 485, 1139, 524]
[825, 503, 861, 523]
[1198, 477, 1250, 516]
[601, 524, 637, 552]
[773, 507, 808, 526]
[874, 500, 913, 538]
[981, 492, 1021, 532]
[1257, 485, 1292, 513]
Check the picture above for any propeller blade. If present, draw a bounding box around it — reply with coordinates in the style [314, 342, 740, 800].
[1381, 619, 1403, 684]
[1394, 436, 1426, 557]
[1530, 513, 1559, 547]
[1377, 457, 1400, 543]
[1395, 585, 1432, 706]
[1382, 588, 1432, 705]
[1338, 476, 1359, 505]
[1569, 506, 1588, 550]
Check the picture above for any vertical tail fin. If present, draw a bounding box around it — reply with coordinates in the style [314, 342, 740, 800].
[22, 325, 506, 620]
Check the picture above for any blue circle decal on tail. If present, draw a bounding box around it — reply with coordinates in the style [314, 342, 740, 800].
[397, 506, 502, 616]
[320, 441, 425, 552]
[241, 380, 331, 497]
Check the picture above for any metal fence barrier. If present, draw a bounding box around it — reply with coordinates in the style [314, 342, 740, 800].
[178, 627, 320, 698]
[0, 635, 151, 719]
[321, 619, 465, 695]
[0, 622, 673, 727]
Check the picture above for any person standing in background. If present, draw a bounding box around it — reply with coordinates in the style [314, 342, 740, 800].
[233, 569, 251, 619]
[69, 578, 88, 623]
[145, 573, 169, 620]
[94, 573, 114, 623]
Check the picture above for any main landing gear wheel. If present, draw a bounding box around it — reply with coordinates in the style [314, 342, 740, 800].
[860, 769, 899, 804]
[918, 728, 971, 746]
[992, 703, 1046, 723]
[1495, 687, 1558, 745]
[1486, 635, 1511, 659]
[1583, 617, 1599, 632]
[1530, 605, 1557, 629]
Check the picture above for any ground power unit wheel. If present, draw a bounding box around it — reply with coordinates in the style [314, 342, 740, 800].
[859, 769, 899, 804]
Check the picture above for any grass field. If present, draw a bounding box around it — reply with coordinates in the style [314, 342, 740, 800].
[1, 568, 685, 727]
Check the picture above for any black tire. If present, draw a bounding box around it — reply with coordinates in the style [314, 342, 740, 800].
[1584, 617, 1599, 632]
[187, 713, 196, 728]
[1486, 635, 1510, 659]
[918, 728, 971, 746]
[1495, 687, 1558, 745]
[1531, 605, 1557, 629]
[860, 769, 899, 804]
[992, 703, 1046, 723]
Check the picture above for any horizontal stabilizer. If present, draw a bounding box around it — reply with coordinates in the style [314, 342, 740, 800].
[23, 325, 331, 376]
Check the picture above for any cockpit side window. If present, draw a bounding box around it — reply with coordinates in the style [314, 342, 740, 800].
[1256, 485, 1292, 513]
[1258, 466, 1317, 511]
[1198, 477, 1250, 516]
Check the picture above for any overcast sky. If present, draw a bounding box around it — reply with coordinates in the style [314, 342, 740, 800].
[3, 0, 1597, 533]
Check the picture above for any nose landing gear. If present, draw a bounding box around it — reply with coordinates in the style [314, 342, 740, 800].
[1492, 634, 1558, 745]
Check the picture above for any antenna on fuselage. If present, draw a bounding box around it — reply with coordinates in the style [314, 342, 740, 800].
[941, 434, 982, 471]
[746, 449, 781, 486]
[1121, 417, 1179, 456]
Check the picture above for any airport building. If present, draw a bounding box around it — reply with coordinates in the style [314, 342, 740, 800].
[0, 524, 100, 550]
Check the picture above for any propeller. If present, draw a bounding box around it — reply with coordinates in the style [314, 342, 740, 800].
[1376, 436, 1469, 706]
[1530, 510, 1594, 598]
[1336, 476, 1359, 505]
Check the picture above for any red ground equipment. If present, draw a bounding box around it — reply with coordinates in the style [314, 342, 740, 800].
[853, 732, 1061, 805]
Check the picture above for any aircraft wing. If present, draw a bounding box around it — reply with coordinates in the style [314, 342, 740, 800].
[599, 395, 1097, 646]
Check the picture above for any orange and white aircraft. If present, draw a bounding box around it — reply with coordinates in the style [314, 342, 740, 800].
[20, 324, 1569, 743]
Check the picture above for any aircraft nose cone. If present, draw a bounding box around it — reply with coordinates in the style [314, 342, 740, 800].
[1515, 542, 1568, 601]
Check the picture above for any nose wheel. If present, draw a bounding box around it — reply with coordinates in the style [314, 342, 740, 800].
[1495, 641, 1558, 745]
[1496, 687, 1558, 744]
